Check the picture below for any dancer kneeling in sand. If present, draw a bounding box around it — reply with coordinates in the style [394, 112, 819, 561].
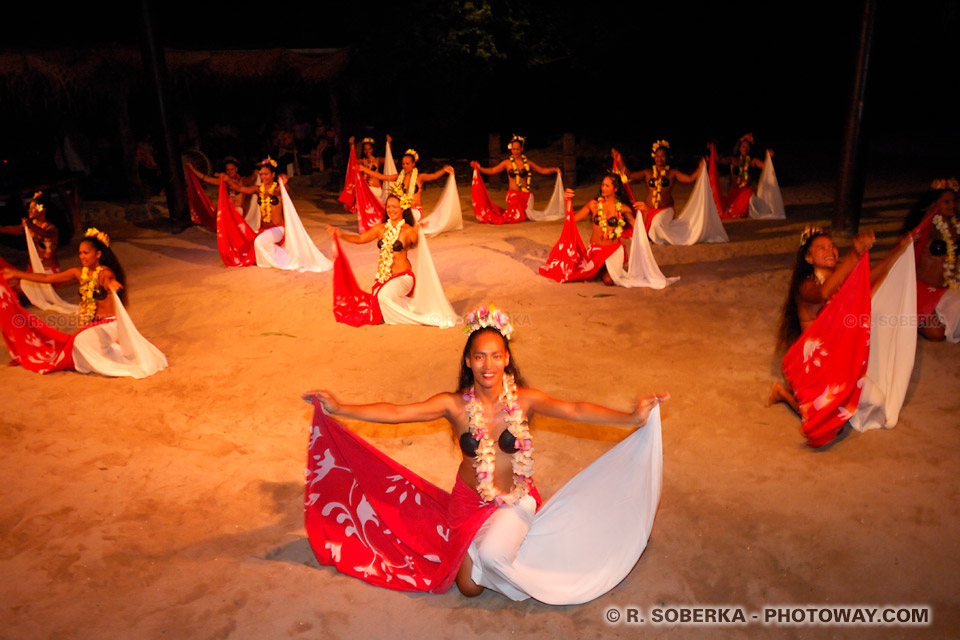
[358, 148, 453, 221]
[903, 180, 960, 342]
[327, 194, 456, 327]
[612, 139, 702, 233]
[1, 228, 167, 378]
[471, 135, 561, 224]
[302, 306, 666, 603]
[540, 178, 677, 289]
[768, 227, 915, 446]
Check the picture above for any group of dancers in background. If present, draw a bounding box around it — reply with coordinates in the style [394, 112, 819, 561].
[0, 132, 957, 603]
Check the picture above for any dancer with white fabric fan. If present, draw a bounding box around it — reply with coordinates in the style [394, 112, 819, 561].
[470, 135, 562, 224]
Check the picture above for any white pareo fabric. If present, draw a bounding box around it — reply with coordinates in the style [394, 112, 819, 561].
[526, 174, 565, 222]
[20, 223, 77, 314]
[420, 174, 463, 237]
[935, 289, 960, 343]
[254, 181, 332, 272]
[850, 247, 917, 432]
[377, 228, 457, 327]
[607, 231, 679, 289]
[72, 292, 168, 379]
[244, 174, 262, 231]
[467, 406, 663, 604]
[748, 152, 786, 220]
[648, 162, 729, 245]
[381, 140, 397, 204]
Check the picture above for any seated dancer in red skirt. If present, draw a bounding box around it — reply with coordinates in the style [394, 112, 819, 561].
[1, 228, 167, 378]
[905, 180, 960, 342]
[711, 134, 771, 219]
[471, 135, 560, 224]
[326, 194, 456, 327]
[302, 305, 667, 603]
[611, 140, 702, 233]
[768, 227, 914, 447]
[358, 148, 453, 221]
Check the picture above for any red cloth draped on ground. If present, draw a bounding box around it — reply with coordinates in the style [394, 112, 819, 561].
[330, 234, 382, 326]
[471, 170, 528, 224]
[185, 170, 217, 231]
[215, 178, 258, 267]
[782, 254, 871, 448]
[538, 200, 622, 282]
[0, 276, 81, 373]
[352, 171, 386, 233]
[707, 146, 725, 216]
[305, 401, 525, 593]
[338, 145, 359, 211]
[909, 212, 948, 321]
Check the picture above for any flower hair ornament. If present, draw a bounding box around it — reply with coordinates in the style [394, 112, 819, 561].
[509, 134, 526, 149]
[261, 156, 278, 169]
[464, 304, 514, 340]
[651, 139, 670, 157]
[404, 148, 419, 163]
[931, 177, 959, 192]
[84, 227, 110, 246]
[739, 133, 755, 145]
[361, 137, 375, 146]
[799, 225, 825, 248]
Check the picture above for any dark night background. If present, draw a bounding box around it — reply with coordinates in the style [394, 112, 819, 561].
[1, 0, 957, 204]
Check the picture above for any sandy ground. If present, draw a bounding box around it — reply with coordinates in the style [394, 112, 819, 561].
[1, 172, 958, 640]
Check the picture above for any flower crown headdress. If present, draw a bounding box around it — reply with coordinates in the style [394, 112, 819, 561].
[651, 139, 670, 157]
[404, 149, 419, 163]
[931, 177, 959, 192]
[799, 225, 825, 248]
[739, 133, 755, 145]
[509, 134, 526, 149]
[361, 137, 375, 146]
[464, 304, 514, 340]
[84, 227, 110, 247]
[261, 156, 278, 168]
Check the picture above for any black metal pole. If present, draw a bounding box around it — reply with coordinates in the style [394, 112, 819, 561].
[833, 0, 877, 236]
[138, 0, 190, 231]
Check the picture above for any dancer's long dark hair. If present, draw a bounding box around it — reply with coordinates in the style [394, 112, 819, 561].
[595, 173, 633, 207]
[81, 236, 128, 305]
[457, 327, 525, 392]
[775, 230, 829, 353]
[902, 188, 949, 234]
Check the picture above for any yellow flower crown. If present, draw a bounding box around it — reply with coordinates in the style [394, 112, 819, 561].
[361, 137, 375, 146]
[261, 156, 278, 168]
[931, 177, 959, 192]
[509, 134, 526, 149]
[739, 133, 755, 145]
[651, 139, 670, 157]
[404, 149, 419, 163]
[84, 227, 110, 247]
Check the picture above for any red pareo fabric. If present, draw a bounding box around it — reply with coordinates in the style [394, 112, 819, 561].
[352, 171, 386, 234]
[782, 254, 872, 448]
[304, 401, 506, 593]
[910, 212, 948, 320]
[338, 145, 359, 211]
[471, 170, 528, 224]
[0, 276, 83, 374]
[723, 185, 753, 219]
[707, 146, 725, 217]
[185, 170, 218, 231]
[538, 200, 622, 283]
[215, 178, 258, 267]
[330, 234, 382, 327]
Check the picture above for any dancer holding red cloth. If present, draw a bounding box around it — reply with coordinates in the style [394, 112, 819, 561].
[471, 135, 560, 224]
[302, 306, 666, 603]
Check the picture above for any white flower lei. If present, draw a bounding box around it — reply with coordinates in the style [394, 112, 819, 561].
[391, 168, 418, 209]
[933, 213, 960, 291]
[375, 219, 405, 284]
[463, 373, 533, 505]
